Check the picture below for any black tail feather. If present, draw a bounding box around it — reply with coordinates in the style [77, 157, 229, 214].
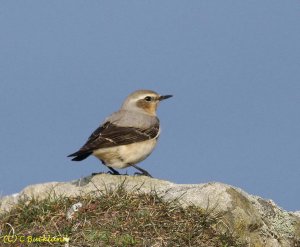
[68, 151, 92, 161]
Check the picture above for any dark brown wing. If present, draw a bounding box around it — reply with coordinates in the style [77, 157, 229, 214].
[68, 121, 160, 161]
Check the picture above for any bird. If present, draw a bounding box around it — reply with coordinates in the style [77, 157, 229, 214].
[68, 89, 172, 177]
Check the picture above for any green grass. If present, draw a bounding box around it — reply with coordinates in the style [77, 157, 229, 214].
[0, 185, 246, 247]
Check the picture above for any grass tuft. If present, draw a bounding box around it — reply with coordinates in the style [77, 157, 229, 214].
[0, 184, 246, 246]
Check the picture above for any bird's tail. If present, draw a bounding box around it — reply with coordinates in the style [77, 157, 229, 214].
[67, 151, 92, 161]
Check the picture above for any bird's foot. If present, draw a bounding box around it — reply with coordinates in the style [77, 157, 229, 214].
[107, 171, 121, 175]
[107, 171, 129, 176]
[132, 164, 153, 177]
[106, 166, 121, 175]
[91, 172, 105, 176]
[134, 171, 153, 178]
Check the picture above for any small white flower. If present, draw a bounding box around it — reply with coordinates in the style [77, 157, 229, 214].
[66, 202, 83, 220]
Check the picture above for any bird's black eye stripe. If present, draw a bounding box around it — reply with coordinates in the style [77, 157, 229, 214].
[144, 96, 152, 102]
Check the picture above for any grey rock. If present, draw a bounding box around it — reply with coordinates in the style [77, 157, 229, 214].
[1, 174, 299, 246]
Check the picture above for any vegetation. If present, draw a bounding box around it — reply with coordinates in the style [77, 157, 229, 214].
[0, 184, 246, 246]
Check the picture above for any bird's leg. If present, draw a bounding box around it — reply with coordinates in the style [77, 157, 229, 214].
[100, 159, 120, 175]
[107, 166, 120, 175]
[132, 164, 152, 177]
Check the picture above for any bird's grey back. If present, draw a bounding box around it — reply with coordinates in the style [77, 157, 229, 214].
[106, 110, 159, 129]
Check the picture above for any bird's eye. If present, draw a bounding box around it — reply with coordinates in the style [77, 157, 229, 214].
[144, 96, 152, 102]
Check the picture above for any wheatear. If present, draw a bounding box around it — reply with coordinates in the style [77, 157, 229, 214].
[68, 89, 172, 177]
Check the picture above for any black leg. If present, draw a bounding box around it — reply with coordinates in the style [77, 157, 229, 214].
[92, 161, 120, 176]
[132, 164, 152, 177]
[107, 166, 120, 175]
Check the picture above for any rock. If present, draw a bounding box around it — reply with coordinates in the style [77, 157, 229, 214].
[1, 174, 299, 246]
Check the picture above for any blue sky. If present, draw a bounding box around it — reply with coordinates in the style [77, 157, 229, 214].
[0, 1, 299, 211]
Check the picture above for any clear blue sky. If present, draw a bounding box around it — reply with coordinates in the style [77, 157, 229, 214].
[0, 1, 299, 211]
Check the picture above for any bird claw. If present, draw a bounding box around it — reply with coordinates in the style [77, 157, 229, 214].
[134, 172, 152, 178]
[107, 171, 120, 175]
[91, 172, 105, 176]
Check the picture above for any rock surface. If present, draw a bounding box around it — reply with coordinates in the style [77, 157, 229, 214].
[1, 174, 299, 246]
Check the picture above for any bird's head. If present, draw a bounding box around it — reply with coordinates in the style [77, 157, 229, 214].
[121, 90, 173, 116]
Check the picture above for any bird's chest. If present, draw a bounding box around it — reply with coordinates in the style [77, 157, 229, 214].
[119, 138, 157, 165]
[93, 138, 158, 168]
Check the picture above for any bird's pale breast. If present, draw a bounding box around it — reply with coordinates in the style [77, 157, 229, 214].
[92, 138, 158, 169]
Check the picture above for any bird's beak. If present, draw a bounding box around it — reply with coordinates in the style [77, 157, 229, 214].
[158, 95, 173, 101]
